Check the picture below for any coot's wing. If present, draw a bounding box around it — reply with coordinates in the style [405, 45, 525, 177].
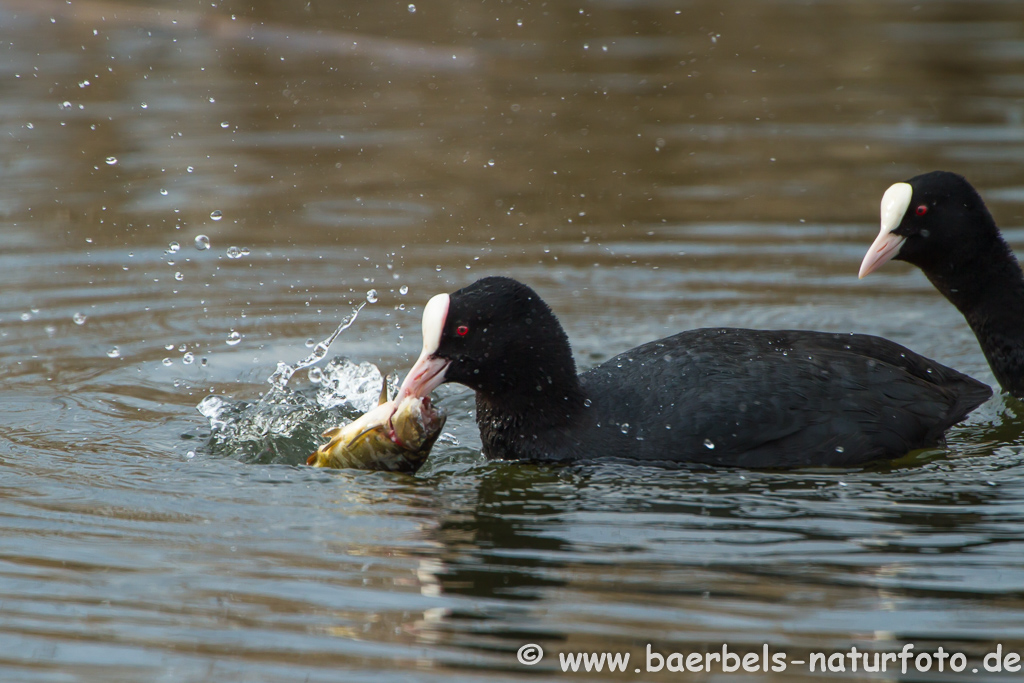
[578, 329, 990, 467]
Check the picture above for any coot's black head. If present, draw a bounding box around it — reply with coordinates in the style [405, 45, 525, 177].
[859, 171, 1002, 278]
[397, 276, 579, 406]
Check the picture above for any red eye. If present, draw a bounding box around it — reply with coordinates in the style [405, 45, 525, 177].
[915, 205, 928, 216]
[456, 325, 469, 337]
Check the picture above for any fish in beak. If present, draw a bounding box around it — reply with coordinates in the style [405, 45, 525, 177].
[308, 377, 446, 472]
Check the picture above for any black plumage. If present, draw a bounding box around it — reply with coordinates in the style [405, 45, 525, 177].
[413, 276, 990, 467]
[860, 171, 1024, 398]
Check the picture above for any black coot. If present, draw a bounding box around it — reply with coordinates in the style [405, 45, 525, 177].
[396, 276, 990, 467]
[859, 170, 1024, 398]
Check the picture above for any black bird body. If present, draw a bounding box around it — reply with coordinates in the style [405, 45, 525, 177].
[397, 277, 991, 468]
[860, 170, 1024, 397]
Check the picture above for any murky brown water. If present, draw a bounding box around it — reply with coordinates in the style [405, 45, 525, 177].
[2, 0, 1024, 680]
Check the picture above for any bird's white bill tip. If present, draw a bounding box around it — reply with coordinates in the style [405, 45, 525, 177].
[859, 230, 907, 278]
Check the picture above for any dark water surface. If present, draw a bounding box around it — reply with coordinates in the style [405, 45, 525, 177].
[2, 0, 1024, 680]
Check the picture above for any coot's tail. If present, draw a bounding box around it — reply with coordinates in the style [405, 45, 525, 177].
[817, 331, 992, 439]
[933, 371, 992, 438]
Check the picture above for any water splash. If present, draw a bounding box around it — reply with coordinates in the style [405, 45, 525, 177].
[197, 356, 389, 465]
[314, 357, 395, 411]
[196, 302, 381, 464]
[268, 302, 366, 390]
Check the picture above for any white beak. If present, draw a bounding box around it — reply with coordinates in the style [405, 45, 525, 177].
[858, 182, 913, 278]
[397, 293, 451, 401]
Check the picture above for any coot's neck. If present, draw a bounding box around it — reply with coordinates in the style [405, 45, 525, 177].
[471, 337, 587, 460]
[922, 236, 1024, 397]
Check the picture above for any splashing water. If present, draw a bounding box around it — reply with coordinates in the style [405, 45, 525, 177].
[197, 356, 389, 465]
[196, 303, 378, 465]
[267, 302, 366, 390]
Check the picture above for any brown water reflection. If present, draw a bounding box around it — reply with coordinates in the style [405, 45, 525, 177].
[2, 0, 1024, 680]
[7, 0, 1022, 254]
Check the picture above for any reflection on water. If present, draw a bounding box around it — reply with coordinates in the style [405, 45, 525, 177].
[2, 0, 1024, 680]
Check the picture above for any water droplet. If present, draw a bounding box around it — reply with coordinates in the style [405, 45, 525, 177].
[226, 246, 242, 259]
[79, 80, 90, 88]
[407, 3, 416, 11]
[308, 367, 323, 383]
[162, 358, 173, 366]
[517, 19, 523, 26]
[438, 432, 460, 446]
[194, 234, 210, 250]
[240, 247, 250, 256]
[366, 289, 378, 303]
[226, 330, 241, 346]
[200, 357, 208, 367]
[703, 438, 715, 449]
[208, 96, 215, 103]
[60, 101, 71, 110]
[168, 241, 180, 253]
[178, 344, 187, 352]
[220, 121, 229, 129]
[835, 446, 845, 453]
[165, 344, 175, 351]
[105, 156, 117, 165]
[159, 188, 168, 197]
[186, 450, 196, 459]
[313, 342, 329, 360]
[210, 210, 223, 221]
[140, 102, 148, 109]
[182, 352, 195, 365]
[620, 423, 629, 434]
[26, 122, 33, 130]
[20, 312, 31, 321]
[399, 285, 409, 295]
[107, 347, 121, 358]
[268, 361, 294, 389]
[186, 165, 194, 173]
[174, 271, 184, 281]
[305, 338, 315, 348]
[583, 398, 592, 407]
